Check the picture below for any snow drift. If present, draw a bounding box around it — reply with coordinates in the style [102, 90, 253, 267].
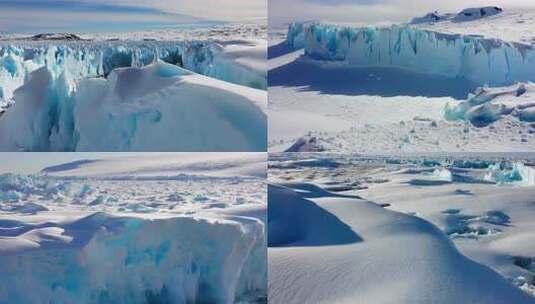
[0, 62, 267, 151]
[268, 183, 535, 303]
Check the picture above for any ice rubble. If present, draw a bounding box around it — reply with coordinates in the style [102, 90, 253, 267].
[485, 161, 535, 186]
[0, 40, 266, 108]
[0, 62, 267, 151]
[0, 212, 266, 304]
[286, 19, 535, 87]
[445, 82, 535, 127]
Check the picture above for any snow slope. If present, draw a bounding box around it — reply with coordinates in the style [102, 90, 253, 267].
[0, 62, 267, 151]
[269, 153, 535, 302]
[0, 154, 267, 303]
[268, 182, 533, 303]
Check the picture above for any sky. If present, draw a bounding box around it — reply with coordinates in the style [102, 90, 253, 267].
[269, 0, 535, 29]
[0, 0, 266, 33]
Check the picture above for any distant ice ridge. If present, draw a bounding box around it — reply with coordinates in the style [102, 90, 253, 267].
[286, 21, 535, 87]
[410, 6, 502, 24]
[0, 212, 266, 304]
[0, 39, 266, 108]
[485, 161, 535, 185]
[0, 62, 266, 151]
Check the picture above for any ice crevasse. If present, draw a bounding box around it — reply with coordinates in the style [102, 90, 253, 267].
[287, 22, 535, 87]
[0, 212, 266, 304]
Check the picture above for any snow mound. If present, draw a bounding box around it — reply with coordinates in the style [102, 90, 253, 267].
[0, 212, 266, 303]
[0, 62, 267, 151]
[484, 161, 535, 186]
[268, 183, 534, 303]
[445, 82, 535, 127]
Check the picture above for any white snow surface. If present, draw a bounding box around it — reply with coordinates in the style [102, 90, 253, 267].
[0, 154, 267, 303]
[269, 153, 535, 303]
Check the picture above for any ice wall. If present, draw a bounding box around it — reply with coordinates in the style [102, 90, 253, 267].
[0, 40, 265, 108]
[0, 213, 266, 304]
[291, 23, 535, 86]
[287, 22, 308, 49]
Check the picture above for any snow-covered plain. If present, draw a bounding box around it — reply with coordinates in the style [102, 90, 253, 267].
[0, 24, 267, 151]
[268, 153, 535, 303]
[0, 153, 267, 303]
[269, 7, 535, 153]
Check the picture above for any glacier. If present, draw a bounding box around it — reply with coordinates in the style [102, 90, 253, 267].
[286, 22, 535, 87]
[0, 39, 266, 108]
[0, 153, 268, 303]
[0, 60, 267, 151]
[0, 212, 266, 304]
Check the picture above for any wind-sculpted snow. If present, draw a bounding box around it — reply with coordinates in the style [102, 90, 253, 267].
[268, 182, 534, 303]
[445, 82, 535, 127]
[0, 212, 266, 304]
[289, 22, 535, 87]
[269, 153, 535, 300]
[0, 62, 267, 151]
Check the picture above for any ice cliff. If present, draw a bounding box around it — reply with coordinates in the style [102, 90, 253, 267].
[286, 21, 535, 87]
[0, 39, 266, 108]
[0, 212, 266, 304]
